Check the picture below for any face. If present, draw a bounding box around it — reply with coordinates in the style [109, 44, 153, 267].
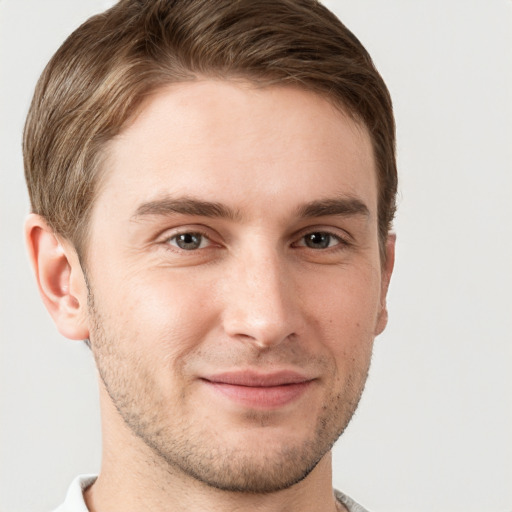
[83, 80, 392, 492]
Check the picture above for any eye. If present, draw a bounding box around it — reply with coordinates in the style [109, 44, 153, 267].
[299, 232, 341, 249]
[167, 232, 210, 250]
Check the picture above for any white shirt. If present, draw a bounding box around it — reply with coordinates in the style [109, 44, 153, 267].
[52, 475, 96, 512]
[53, 475, 370, 512]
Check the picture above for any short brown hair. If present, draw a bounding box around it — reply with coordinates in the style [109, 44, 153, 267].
[23, 0, 397, 259]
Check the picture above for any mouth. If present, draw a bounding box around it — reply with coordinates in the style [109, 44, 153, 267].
[200, 370, 315, 409]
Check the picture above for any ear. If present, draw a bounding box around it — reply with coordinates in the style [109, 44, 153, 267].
[374, 233, 396, 336]
[25, 214, 89, 340]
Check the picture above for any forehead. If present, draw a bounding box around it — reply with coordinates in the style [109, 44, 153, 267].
[96, 80, 377, 221]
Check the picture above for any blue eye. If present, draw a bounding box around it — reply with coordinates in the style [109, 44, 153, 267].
[302, 232, 339, 249]
[169, 232, 207, 250]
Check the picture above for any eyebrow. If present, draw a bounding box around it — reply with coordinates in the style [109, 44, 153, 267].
[296, 197, 370, 219]
[131, 197, 241, 221]
[131, 195, 370, 222]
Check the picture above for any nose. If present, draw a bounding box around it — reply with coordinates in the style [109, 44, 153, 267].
[221, 246, 303, 349]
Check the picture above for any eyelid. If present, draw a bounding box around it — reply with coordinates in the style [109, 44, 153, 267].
[295, 233, 341, 248]
[168, 232, 210, 250]
[154, 224, 352, 252]
[292, 226, 353, 247]
[158, 225, 221, 249]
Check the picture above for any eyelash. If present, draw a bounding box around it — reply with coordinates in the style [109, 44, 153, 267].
[161, 228, 351, 253]
[162, 228, 215, 251]
[293, 231, 350, 250]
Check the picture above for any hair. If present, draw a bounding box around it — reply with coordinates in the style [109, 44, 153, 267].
[23, 0, 397, 261]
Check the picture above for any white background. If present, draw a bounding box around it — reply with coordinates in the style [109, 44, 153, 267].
[1, 1, 511, 511]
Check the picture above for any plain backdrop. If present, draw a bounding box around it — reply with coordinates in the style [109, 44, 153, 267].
[1, 1, 511, 511]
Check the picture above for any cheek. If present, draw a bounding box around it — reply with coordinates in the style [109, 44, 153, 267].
[302, 263, 382, 356]
[95, 268, 220, 363]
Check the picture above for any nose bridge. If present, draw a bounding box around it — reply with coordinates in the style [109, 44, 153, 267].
[222, 240, 300, 348]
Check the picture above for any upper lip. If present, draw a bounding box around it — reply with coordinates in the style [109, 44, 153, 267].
[201, 370, 313, 387]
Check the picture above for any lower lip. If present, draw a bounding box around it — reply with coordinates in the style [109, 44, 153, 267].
[203, 380, 312, 409]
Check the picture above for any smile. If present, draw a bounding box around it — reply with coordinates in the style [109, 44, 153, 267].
[201, 371, 315, 409]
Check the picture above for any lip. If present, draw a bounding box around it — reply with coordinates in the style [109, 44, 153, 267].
[201, 370, 315, 409]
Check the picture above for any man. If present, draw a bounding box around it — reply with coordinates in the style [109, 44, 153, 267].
[23, 0, 396, 510]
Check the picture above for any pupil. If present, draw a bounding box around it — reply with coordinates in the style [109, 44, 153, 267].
[177, 233, 201, 250]
[306, 232, 329, 249]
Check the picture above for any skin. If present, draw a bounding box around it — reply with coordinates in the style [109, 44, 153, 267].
[26, 80, 394, 512]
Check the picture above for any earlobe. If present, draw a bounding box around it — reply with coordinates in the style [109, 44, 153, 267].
[375, 233, 396, 336]
[25, 214, 89, 340]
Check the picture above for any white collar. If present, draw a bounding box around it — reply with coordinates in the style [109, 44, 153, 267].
[52, 475, 97, 512]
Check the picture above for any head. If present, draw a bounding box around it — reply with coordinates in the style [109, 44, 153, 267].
[23, 0, 397, 498]
[23, 0, 396, 263]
